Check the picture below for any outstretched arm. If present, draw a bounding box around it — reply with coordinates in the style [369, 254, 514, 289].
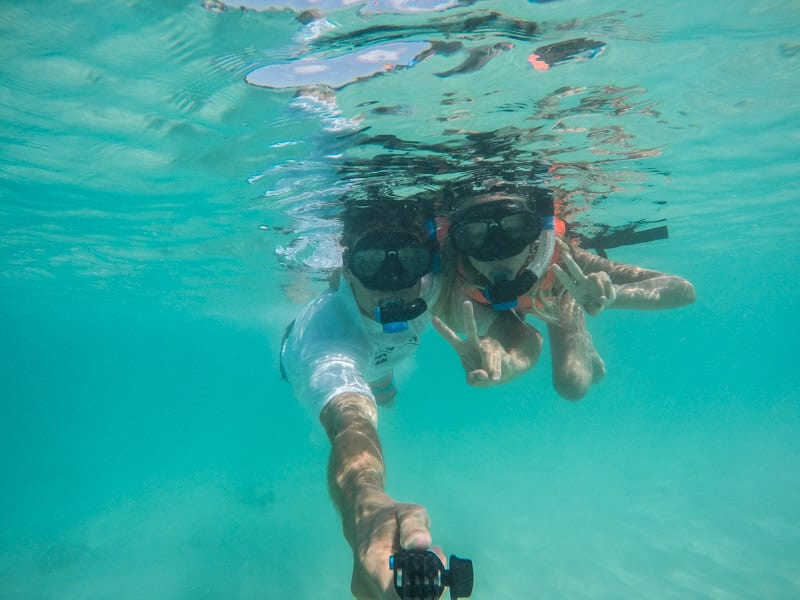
[554, 240, 696, 314]
[321, 393, 438, 600]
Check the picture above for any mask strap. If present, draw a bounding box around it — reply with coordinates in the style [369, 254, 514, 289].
[423, 217, 440, 274]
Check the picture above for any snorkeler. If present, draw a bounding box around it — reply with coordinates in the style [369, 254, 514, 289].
[433, 188, 696, 399]
[280, 199, 447, 600]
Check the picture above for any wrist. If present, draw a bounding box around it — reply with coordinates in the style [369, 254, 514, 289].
[354, 487, 392, 522]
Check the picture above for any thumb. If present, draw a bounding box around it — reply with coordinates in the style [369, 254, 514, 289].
[397, 506, 432, 550]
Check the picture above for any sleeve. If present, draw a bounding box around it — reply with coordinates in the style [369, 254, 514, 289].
[304, 354, 375, 416]
[280, 294, 375, 417]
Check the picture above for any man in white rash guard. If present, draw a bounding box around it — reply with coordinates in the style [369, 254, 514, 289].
[280, 198, 446, 600]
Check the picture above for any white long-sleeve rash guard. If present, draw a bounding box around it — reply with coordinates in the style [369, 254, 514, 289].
[280, 274, 440, 417]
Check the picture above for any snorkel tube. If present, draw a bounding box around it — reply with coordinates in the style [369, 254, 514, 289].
[527, 220, 556, 282]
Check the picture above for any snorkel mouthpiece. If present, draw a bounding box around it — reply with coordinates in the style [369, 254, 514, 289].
[376, 298, 428, 333]
[485, 270, 537, 311]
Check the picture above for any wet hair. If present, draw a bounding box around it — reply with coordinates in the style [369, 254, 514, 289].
[448, 185, 553, 222]
[339, 196, 435, 250]
[451, 192, 531, 221]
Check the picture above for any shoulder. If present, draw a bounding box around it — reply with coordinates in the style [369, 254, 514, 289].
[287, 286, 364, 349]
[290, 288, 337, 330]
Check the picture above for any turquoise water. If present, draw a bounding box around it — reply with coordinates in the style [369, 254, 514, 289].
[2, 0, 799, 598]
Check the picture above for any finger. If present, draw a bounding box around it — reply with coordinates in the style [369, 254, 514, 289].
[397, 506, 432, 550]
[552, 264, 581, 299]
[467, 369, 489, 386]
[584, 299, 605, 316]
[432, 316, 462, 348]
[590, 272, 614, 308]
[462, 301, 480, 341]
[584, 273, 612, 314]
[486, 346, 502, 381]
[555, 237, 575, 263]
[585, 273, 605, 296]
[601, 273, 616, 302]
[560, 249, 587, 282]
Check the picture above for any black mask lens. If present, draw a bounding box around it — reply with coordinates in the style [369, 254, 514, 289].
[451, 221, 490, 255]
[500, 212, 540, 245]
[396, 246, 432, 275]
[349, 232, 432, 291]
[350, 248, 388, 278]
[451, 204, 541, 261]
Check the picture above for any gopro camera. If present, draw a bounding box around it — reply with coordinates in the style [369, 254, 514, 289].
[389, 550, 474, 600]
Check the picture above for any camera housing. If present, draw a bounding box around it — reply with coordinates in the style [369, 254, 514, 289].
[389, 550, 474, 600]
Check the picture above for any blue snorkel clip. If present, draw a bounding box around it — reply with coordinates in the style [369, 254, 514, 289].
[376, 305, 410, 333]
[487, 293, 519, 311]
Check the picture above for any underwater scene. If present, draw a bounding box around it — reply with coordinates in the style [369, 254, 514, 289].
[1, 0, 799, 598]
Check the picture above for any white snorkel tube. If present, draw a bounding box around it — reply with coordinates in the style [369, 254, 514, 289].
[525, 189, 557, 283]
[527, 215, 556, 282]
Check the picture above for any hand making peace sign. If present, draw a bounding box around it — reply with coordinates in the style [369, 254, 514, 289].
[552, 239, 616, 316]
[433, 300, 528, 387]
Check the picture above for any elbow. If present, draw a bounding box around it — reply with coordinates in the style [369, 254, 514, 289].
[552, 366, 591, 401]
[681, 280, 696, 305]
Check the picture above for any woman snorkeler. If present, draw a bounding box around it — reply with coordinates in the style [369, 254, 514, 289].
[433, 188, 696, 400]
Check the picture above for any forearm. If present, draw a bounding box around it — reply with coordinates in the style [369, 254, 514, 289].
[321, 393, 388, 548]
[611, 276, 696, 310]
[571, 246, 664, 284]
[570, 245, 696, 310]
